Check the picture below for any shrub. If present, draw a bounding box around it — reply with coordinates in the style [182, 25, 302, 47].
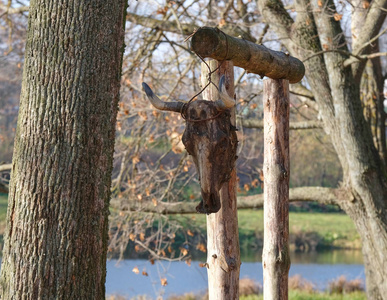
[288, 275, 315, 292]
[329, 276, 364, 294]
[239, 278, 261, 296]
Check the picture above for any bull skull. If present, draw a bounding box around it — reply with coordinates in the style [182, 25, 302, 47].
[142, 76, 238, 214]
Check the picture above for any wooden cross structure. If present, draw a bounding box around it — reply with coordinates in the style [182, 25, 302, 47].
[190, 27, 305, 300]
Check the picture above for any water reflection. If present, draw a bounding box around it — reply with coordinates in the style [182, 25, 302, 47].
[239, 248, 363, 264]
[106, 250, 365, 298]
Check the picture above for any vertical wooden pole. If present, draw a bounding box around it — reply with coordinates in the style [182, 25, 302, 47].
[262, 79, 291, 300]
[201, 60, 240, 299]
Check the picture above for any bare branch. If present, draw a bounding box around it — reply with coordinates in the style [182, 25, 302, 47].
[0, 4, 29, 16]
[121, 187, 341, 214]
[240, 119, 323, 130]
[350, 0, 387, 82]
[126, 12, 256, 42]
[344, 26, 387, 67]
[0, 164, 12, 172]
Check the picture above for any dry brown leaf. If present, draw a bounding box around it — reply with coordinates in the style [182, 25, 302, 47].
[218, 18, 226, 28]
[362, 0, 370, 8]
[180, 247, 188, 256]
[333, 13, 343, 21]
[139, 232, 145, 241]
[161, 278, 168, 286]
[196, 243, 207, 253]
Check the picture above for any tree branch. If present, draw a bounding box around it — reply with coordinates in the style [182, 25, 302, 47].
[350, 0, 387, 82]
[120, 187, 341, 214]
[126, 12, 256, 42]
[0, 164, 12, 172]
[0, 4, 29, 16]
[240, 119, 323, 130]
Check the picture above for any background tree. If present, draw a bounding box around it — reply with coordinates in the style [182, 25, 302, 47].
[0, 0, 127, 298]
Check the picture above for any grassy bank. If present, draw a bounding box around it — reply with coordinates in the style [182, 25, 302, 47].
[0, 194, 361, 251]
[163, 276, 366, 300]
[241, 291, 366, 300]
[171, 209, 361, 252]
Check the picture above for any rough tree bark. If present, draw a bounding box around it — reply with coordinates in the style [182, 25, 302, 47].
[202, 60, 241, 299]
[0, 0, 127, 299]
[258, 0, 387, 298]
[262, 79, 290, 300]
[191, 27, 305, 84]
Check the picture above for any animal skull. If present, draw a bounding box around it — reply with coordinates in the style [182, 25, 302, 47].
[142, 76, 238, 214]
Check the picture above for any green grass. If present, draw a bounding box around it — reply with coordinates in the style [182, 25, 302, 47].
[171, 209, 360, 251]
[241, 290, 366, 300]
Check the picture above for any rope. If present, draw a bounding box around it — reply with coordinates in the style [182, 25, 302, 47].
[181, 27, 230, 123]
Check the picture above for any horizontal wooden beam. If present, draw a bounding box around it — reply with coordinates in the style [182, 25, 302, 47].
[191, 27, 305, 84]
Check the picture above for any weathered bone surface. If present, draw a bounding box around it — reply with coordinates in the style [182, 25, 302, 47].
[142, 77, 238, 214]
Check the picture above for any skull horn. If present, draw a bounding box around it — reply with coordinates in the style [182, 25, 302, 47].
[142, 82, 184, 113]
[215, 75, 235, 111]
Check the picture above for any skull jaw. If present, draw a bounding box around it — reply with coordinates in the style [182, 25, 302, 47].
[196, 191, 221, 214]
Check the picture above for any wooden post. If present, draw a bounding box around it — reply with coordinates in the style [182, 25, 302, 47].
[262, 79, 291, 300]
[201, 60, 240, 299]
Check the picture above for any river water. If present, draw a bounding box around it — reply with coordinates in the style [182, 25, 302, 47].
[106, 249, 364, 299]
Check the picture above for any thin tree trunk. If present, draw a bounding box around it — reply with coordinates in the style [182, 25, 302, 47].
[202, 60, 241, 299]
[0, 1, 127, 299]
[262, 79, 290, 300]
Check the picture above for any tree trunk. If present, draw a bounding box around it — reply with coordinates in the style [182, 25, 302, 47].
[257, 0, 387, 297]
[0, 1, 127, 299]
[202, 60, 241, 299]
[262, 79, 290, 300]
